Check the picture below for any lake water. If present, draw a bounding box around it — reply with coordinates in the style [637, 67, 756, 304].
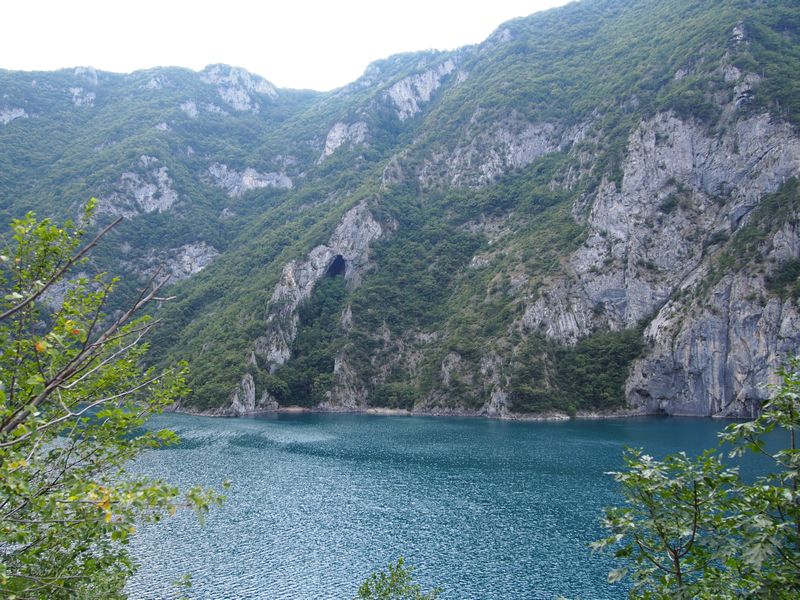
[126, 413, 735, 599]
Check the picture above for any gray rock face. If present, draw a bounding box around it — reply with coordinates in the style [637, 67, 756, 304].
[628, 270, 800, 418]
[99, 156, 179, 216]
[321, 353, 369, 409]
[135, 242, 219, 284]
[208, 163, 293, 197]
[440, 352, 466, 387]
[480, 352, 510, 417]
[320, 121, 368, 160]
[0, 108, 27, 125]
[39, 272, 89, 311]
[73, 66, 98, 86]
[200, 65, 277, 113]
[221, 373, 278, 416]
[254, 201, 383, 368]
[143, 75, 169, 90]
[381, 155, 404, 190]
[386, 59, 455, 120]
[202, 102, 227, 115]
[524, 110, 800, 341]
[68, 87, 96, 107]
[419, 113, 558, 188]
[521, 103, 800, 415]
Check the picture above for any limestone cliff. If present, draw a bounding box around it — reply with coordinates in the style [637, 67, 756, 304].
[0, 108, 27, 125]
[208, 163, 293, 196]
[216, 201, 386, 414]
[519, 91, 800, 416]
[386, 59, 456, 120]
[418, 112, 561, 188]
[199, 64, 277, 112]
[319, 122, 368, 160]
[255, 201, 383, 366]
[99, 155, 179, 217]
[133, 242, 220, 285]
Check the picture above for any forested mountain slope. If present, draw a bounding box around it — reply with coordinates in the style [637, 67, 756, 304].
[2, 0, 799, 418]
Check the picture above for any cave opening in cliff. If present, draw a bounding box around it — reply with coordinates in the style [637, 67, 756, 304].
[326, 255, 346, 278]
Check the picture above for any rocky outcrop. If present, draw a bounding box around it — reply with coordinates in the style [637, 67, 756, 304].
[321, 353, 369, 409]
[73, 66, 98, 86]
[180, 100, 230, 118]
[202, 103, 227, 115]
[419, 113, 559, 188]
[628, 274, 800, 418]
[479, 352, 511, 417]
[0, 108, 27, 125]
[381, 155, 404, 190]
[320, 121, 368, 160]
[208, 163, 292, 197]
[219, 374, 278, 416]
[200, 65, 277, 113]
[99, 156, 179, 216]
[219, 201, 385, 415]
[135, 242, 219, 284]
[254, 201, 383, 367]
[180, 100, 198, 118]
[524, 110, 800, 342]
[69, 87, 96, 107]
[519, 97, 800, 415]
[143, 75, 169, 90]
[386, 59, 455, 120]
[39, 272, 89, 311]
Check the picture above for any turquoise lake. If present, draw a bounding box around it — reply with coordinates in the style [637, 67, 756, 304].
[126, 413, 736, 599]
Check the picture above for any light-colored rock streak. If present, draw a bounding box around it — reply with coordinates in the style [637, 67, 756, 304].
[222, 373, 278, 416]
[137, 242, 219, 285]
[98, 156, 179, 216]
[254, 201, 383, 368]
[417, 112, 559, 188]
[200, 65, 277, 113]
[208, 163, 292, 197]
[386, 59, 455, 120]
[69, 87, 96, 107]
[0, 108, 27, 125]
[320, 121, 368, 160]
[180, 101, 198, 118]
[448, 119, 557, 187]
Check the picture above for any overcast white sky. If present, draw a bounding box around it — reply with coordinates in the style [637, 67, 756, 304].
[2, 0, 571, 90]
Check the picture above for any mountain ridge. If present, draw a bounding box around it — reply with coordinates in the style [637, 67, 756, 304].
[2, 0, 799, 418]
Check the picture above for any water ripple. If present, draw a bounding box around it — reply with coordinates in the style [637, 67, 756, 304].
[126, 413, 728, 599]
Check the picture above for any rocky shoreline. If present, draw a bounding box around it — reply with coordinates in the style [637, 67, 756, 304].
[169, 403, 731, 422]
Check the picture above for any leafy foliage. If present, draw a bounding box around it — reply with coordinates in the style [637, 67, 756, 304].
[594, 358, 800, 598]
[509, 328, 644, 414]
[355, 558, 441, 600]
[0, 205, 224, 598]
[270, 274, 348, 406]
